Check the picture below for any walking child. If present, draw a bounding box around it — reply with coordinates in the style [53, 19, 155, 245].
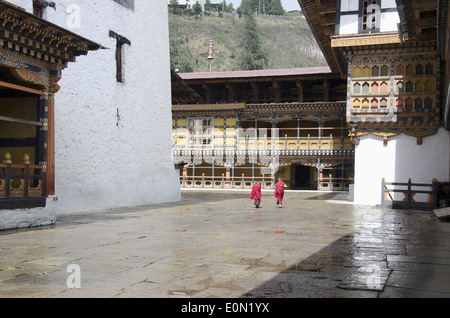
[274, 177, 287, 207]
[250, 182, 262, 208]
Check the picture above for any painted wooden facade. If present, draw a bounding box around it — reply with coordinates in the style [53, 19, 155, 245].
[298, 0, 450, 205]
[172, 67, 355, 190]
[0, 0, 99, 209]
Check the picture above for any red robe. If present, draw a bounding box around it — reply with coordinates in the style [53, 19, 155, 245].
[274, 180, 286, 202]
[249, 183, 262, 200]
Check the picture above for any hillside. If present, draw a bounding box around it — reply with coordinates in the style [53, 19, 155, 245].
[169, 13, 328, 72]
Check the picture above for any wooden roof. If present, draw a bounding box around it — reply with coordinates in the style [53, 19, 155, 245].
[297, 0, 340, 74]
[0, 0, 101, 67]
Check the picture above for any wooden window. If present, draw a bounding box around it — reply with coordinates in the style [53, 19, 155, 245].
[416, 64, 423, 75]
[353, 98, 361, 108]
[396, 98, 403, 108]
[380, 65, 388, 76]
[405, 81, 413, 92]
[353, 83, 361, 94]
[371, 98, 378, 109]
[406, 64, 414, 75]
[362, 82, 370, 94]
[425, 63, 434, 75]
[380, 98, 388, 108]
[371, 82, 378, 93]
[371, 66, 379, 77]
[397, 81, 404, 93]
[396, 65, 404, 76]
[353, 67, 361, 77]
[380, 81, 388, 93]
[33, 1, 45, 18]
[362, 98, 370, 109]
[360, 0, 380, 33]
[425, 97, 433, 108]
[363, 66, 370, 77]
[116, 40, 124, 83]
[415, 98, 423, 108]
[187, 117, 214, 146]
[415, 81, 423, 92]
[425, 80, 433, 92]
[405, 97, 413, 109]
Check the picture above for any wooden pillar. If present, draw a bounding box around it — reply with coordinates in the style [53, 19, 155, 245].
[323, 79, 329, 102]
[251, 82, 259, 103]
[45, 92, 55, 196]
[203, 84, 212, 104]
[273, 81, 281, 103]
[296, 81, 304, 103]
[226, 83, 235, 103]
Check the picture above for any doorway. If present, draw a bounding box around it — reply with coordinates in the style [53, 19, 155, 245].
[293, 164, 312, 189]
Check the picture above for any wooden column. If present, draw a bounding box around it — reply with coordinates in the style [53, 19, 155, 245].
[273, 81, 281, 103]
[226, 83, 235, 103]
[203, 84, 212, 104]
[46, 92, 55, 195]
[251, 82, 259, 103]
[296, 81, 304, 103]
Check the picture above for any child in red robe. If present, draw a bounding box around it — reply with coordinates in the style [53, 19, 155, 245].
[274, 178, 287, 207]
[250, 182, 262, 208]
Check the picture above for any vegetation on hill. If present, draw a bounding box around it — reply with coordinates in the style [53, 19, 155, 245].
[168, 11, 327, 73]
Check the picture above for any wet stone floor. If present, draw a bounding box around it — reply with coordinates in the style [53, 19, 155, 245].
[1, 190, 450, 298]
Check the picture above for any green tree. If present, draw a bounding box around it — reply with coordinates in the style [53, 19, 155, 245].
[193, 1, 202, 15]
[168, 18, 197, 72]
[239, 0, 285, 15]
[238, 13, 269, 70]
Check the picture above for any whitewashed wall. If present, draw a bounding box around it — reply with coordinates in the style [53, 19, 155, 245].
[354, 128, 450, 206]
[1, 1, 180, 228]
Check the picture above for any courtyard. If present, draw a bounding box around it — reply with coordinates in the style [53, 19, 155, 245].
[0, 190, 449, 299]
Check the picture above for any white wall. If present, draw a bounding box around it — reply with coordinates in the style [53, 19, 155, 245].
[354, 128, 450, 206]
[1, 0, 180, 227]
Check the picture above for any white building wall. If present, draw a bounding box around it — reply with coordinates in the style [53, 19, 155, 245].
[354, 128, 450, 206]
[1, 0, 180, 228]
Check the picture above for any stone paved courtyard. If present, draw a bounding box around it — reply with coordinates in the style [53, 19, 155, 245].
[0, 190, 450, 298]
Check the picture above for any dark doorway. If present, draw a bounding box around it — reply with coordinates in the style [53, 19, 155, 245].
[294, 164, 311, 189]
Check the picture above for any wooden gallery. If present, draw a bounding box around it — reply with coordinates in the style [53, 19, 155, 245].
[171, 0, 450, 207]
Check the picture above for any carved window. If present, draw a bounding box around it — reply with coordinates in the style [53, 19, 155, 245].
[380, 98, 388, 108]
[396, 98, 404, 108]
[396, 65, 404, 76]
[406, 64, 414, 75]
[415, 81, 423, 92]
[353, 98, 361, 108]
[371, 66, 379, 77]
[415, 98, 423, 108]
[353, 67, 361, 77]
[380, 81, 388, 93]
[425, 80, 433, 92]
[416, 64, 423, 75]
[397, 81, 404, 93]
[362, 98, 370, 109]
[425, 63, 434, 75]
[353, 83, 361, 94]
[362, 82, 370, 94]
[33, 1, 45, 18]
[425, 97, 433, 108]
[360, 0, 380, 33]
[405, 97, 413, 109]
[380, 65, 388, 76]
[371, 82, 378, 94]
[363, 66, 370, 77]
[371, 98, 378, 109]
[187, 118, 214, 146]
[405, 81, 413, 92]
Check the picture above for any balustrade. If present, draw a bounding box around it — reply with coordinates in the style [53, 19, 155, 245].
[0, 153, 46, 199]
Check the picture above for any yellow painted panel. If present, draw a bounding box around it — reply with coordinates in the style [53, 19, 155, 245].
[215, 118, 224, 126]
[177, 119, 187, 127]
[226, 118, 236, 126]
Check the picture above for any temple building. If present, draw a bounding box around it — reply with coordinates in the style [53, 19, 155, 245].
[172, 0, 450, 206]
[1, 0, 180, 230]
[171, 67, 354, 191]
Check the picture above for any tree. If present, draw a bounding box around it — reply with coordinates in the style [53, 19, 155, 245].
[168, 18, 197, 72]
[238, 13, 269, 70]
[193, 1, 202, 16]
[239, 0, 285, 15]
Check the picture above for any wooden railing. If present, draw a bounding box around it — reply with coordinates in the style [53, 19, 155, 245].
[0, 154, 46, 199]
[381, 178, 438, 210]
[180, 175, 274, 190]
